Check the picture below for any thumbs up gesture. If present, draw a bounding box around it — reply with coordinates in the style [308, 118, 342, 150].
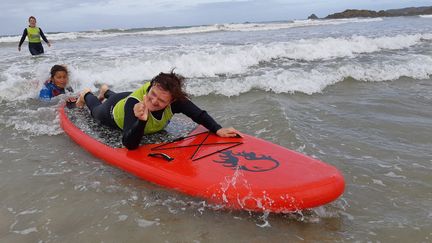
[133, 98, 149, 121]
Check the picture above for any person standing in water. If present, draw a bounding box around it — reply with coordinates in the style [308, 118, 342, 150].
[18, 16, 51, 55]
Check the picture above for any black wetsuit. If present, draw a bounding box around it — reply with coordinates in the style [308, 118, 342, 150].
[18, 28, 49, 55]
[84, 88, 222, 150]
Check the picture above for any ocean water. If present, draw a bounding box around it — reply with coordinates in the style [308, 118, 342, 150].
[1, 16, 431, 242]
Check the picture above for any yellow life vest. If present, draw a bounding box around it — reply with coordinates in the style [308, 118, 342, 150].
[27, 27, 41, 43]
[113, 82, 173, 134]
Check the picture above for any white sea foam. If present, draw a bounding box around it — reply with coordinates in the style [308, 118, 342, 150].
[276, 33, 432, 61]
[212, 18, 382, 32]
[384, 171, 407, 179]
[372, 179, 386, 187]
[12, 227, 38, 235]
[1, 33, 431, 102]
[185, 54, 432, 96]
[0, 18, 383, 43]
[0, 30, 431, 138]
[0, 106, 62, 136]
[135, 218, 158, 227]
[67, 33, 432, 81]
[118, 215, 128, 221]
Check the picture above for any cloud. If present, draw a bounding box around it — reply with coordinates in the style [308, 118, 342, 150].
[1, 0, 431, 35]
[2, 0, 252, 16]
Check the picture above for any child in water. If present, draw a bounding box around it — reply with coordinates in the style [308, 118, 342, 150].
[39, 65, 74, 100]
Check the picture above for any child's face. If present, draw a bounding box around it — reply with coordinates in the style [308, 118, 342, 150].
[52, 71, 68, 88]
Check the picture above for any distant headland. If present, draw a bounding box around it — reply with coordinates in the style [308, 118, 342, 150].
[308, 6, 432, 19]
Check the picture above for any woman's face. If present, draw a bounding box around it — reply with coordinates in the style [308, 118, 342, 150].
[145, 84, 172, 111]
[29, 18, 36, 27]
[52, 71, 68, 88]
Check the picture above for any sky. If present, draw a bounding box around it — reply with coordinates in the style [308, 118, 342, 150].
[1, 0, 431, 35]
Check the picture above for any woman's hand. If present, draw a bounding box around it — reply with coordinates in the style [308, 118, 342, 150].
[133, 99, 148, 121]
[216, 127, 241, 138]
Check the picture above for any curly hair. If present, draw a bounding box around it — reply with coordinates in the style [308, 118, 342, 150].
[150, 70, 188, 101]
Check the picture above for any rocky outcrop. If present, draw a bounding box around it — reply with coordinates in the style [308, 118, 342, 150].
[326, 9, 381, 19]
[385, 6, 432, 16]
[324, 6, 432, 19]
[308, 14, 319, 20]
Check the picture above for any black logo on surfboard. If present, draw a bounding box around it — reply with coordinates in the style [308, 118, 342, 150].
[213, 150, 279, 172]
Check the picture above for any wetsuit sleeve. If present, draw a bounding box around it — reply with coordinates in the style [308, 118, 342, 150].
[39, 28, 49, 43]
[122, 97, 147, 150]
[39, 84, 53, 100]
[171, 99, 222, 133]
[18, 29, 27, 47]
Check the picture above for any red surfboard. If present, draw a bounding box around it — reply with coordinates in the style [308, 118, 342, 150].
[59, 104, 344, 213]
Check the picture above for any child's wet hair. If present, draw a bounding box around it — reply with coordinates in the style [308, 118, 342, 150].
[151, 70, 188, 101]
[50, 65, 68, 78]
[28, 16, 36, 22]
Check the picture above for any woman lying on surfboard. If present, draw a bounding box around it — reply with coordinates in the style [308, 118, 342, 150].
[75, 71, 239, 150]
